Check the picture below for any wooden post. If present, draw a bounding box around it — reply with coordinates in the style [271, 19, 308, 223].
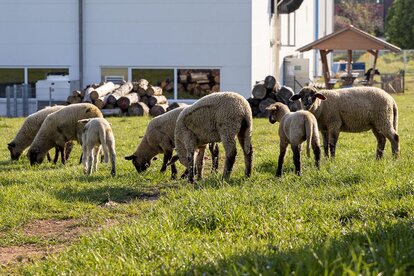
[320, 50, 331, 88]
[368, 50, 379, 86]
[347, 50, 353, 75]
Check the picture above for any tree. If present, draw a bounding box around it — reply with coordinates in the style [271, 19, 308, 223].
[334, 0, 384, 36]
[386, 0, 414, 49]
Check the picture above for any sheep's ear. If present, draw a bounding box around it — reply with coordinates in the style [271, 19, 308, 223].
[315, 93, 327, 100]
[8, 142, 15, 148]
[265, 105, 276, 111]
[290, 94, 301, 102]
[125, 155, 136, 160]
[78, 119, 90, 124]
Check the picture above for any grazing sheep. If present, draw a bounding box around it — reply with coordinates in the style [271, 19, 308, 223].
[28, 103, 103, 165]
[266, 102, 321, 176]
[173, 92, 253, 183]
[125, 106, 219, 179]
[290, 86, 399, 159]
[77, 118, 116, 176]
[7, 105, 73, 163]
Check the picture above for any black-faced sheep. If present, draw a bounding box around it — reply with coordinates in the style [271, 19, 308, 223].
[266, 102, 321, 176]
[77, 118, 116, 176]
[173, 92, 253, 183]
[290, 86, 399, 159]
[7, 105, 73, 163]
[28, 103, 103, 165]
[125, 106, 219, 179]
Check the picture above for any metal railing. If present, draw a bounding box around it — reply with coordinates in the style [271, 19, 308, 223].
[5, 84, 31, 117]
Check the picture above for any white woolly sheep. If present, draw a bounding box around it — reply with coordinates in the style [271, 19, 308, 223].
[290, 86, 399, 159]
[125, 106, 219, 179]
[7, 105, 73, 163]
[173, 92, 253, 183]
[266, 102, 321, 176]
[28, 103, 103, 165]
[77, 118, 116, 176]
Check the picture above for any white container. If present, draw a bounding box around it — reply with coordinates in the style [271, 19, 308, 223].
[36, 75, 79, 102]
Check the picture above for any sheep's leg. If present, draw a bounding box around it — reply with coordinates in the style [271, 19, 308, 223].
[328, 128, 340, 158]
[58, 146, 65, 165]
[379, 126, 400, 158]
[65, 141, 74, 161]
[321, 131, 329, 157]
[107, 140, 116, 177]
[291, 144, 302, 176]
[276, 141, 288, 177]
[195, 146, 206, 180]
[82, 145, 90, 175]
[92, 146, 100, 173]
[161, 150, 173, 173]
[208, 143, 219, 173]
[187, 149, 196, 183]
[312, 142, 321, 169]
[237, 132, 253, 178]
[221, 136, 237, 180]
[170, 163, 178, 180]
[372, 128, 386, 159]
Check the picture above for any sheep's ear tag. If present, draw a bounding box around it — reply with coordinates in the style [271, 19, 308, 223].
[315, 93, 327, 101]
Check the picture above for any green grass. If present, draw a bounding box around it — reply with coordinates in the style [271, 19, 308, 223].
[0, 92, 414, 274]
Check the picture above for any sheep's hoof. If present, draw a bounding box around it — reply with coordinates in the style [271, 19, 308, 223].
[110, 170, 116, 177]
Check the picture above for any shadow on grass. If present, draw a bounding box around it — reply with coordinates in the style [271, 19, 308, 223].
[53, 185, 160, 205]
[180, 220, 414, 275]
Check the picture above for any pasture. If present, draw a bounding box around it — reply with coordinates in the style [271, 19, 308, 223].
[0, 91, 413, 274]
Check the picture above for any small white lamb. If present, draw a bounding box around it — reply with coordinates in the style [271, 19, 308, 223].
[266, 102, 321, 177]
[77, 118, 116, 176]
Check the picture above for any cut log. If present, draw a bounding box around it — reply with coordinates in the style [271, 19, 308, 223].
[190, 72, 209, 83]
[146, 85, 163, 96]
[139, 95, 149, 106]
[276, 86, 295, 105]
[211, 84, 220, 92]
[264, 75, 277, 90]
[128, 102, 150, 116]
[148, 95, 168, 107]
[83, 86, 94, 103]
[66, 95, 82, 104]
[90, 82, 116, 101]
[252, 83, 268, 99]
[106, 82, 134, 105]
[258, 98, 276, 115]
[134, 79, 149, 97]
[164, 82, 174, 92]
[167, 102, 189, 111]
[149, 104, 169, 117]
[117, 93, 139, 111]
[93, 94, 110, 109]
[101, 108, 123, 117]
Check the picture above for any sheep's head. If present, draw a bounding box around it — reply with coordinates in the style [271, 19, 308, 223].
[28, 147, 46, 165]
[125, 154, 152, 173]
[265, 102, 290, 124]
[290, 86, 326, 110]
[7, 142, 21, 161]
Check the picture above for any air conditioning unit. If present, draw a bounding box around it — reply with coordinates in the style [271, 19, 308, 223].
[36, 74, 80, 102]
[104, 75, 125, 84]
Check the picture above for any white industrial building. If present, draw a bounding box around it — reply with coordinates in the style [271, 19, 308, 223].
[0, 0, 333, 116]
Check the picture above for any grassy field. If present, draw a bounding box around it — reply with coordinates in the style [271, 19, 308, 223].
[0, 91, 413, 274]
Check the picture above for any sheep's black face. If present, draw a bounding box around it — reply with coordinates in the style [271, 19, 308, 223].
[268, 114, 277, 124]
[8, 142, 21, 161]
[28, 148, 45, 166]
[290, 87, 326, 110]
[125, 155, 150, 173]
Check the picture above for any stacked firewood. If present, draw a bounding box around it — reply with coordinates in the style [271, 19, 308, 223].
[177, 69, 220, 97]
[247, 75, 301, 118]
[67, 79, 173, 117]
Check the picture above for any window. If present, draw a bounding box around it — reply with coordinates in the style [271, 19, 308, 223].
[0, 68, 24, 98]
[131, 69, 174, 99]
[29, 68, 69, 98]
[101, 67, 128, 84]
[177, 69, 220, 99]
[281, 12, 296, 46]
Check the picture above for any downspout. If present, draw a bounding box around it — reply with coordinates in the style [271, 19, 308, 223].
[314, 0, 319, 78]
[78, 0, 84, 89]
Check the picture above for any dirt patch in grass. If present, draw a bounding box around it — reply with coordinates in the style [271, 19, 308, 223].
[0, 218, 116, 266]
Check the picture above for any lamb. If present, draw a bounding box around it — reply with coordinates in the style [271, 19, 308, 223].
[124, 106, 219, 179]
[28, 103, 103, 165]
[266, 102, 321, 176]
[7, 105, 73, 163]
[77, 118, 116, 176]
[290, 86, 399, 159]
[173, 92, 253, 183]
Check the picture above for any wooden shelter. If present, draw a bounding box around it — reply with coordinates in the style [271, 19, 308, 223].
[297, 25, 401, 88]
